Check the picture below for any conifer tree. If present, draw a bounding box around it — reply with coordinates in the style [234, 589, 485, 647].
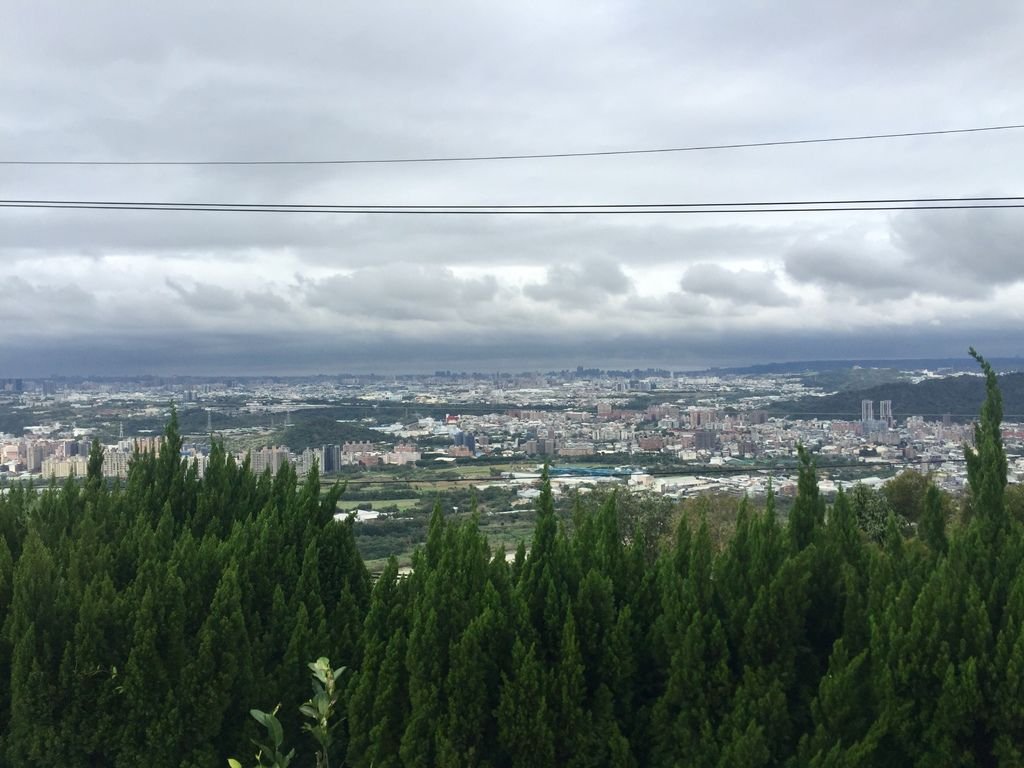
[552, 609, 590, 767]
[180, 564, 253, 765]
[3, 531, 70, 766]
[788, 445, 823, 551]
[991, 571, 1024, 763]
[0, 533, 12, 758]
[437, 596, 503, 767]
[919, 484, 948, 554]
[347, 558, 407, 765]
[496, 639, 554, 768]
[58, 569, 124, 763]
[86, 436, 105, 492]
[517, 465, 568, 664]
[651, 517, 729, 768]
[964, 347, 1007, 534]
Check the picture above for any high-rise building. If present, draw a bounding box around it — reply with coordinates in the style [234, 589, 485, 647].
[250, 445, 291, 475]
[321, 444, 341, 473]
[861, 399, 874, 423]
[695, 430, 717, 451]
[879, 400, 893, 428]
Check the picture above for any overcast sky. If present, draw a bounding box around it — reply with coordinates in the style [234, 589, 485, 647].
[3, 1, 1024, 375]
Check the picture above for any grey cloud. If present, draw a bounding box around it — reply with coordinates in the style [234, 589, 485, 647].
[0, 208, 344, 257]
[784, 243, 915, 301]
[0, 211, 799, 274]
[304, 265, 499, 322]
[0, 276, 97, 322]
[892, 208, 1024, 290]
[786, 209, 1024, 303]
[523, 259, 633, 309]
[244, 290, 292, 314]
[623, 292, 712, 318]
[165, 279, 243, 313]
[680, 263, 793, 307]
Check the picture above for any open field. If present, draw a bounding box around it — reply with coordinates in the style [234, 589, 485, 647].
[357, 511, 535, 573]
[337, 497, 421, 512]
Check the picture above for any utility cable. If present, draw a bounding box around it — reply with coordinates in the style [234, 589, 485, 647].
[3, 194, 1022, 209]
[1, 198, 1022, 216]
[3, 123, 1022, 166]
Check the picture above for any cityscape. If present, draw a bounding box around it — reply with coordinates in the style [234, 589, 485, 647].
[4, 365, 1020, 504]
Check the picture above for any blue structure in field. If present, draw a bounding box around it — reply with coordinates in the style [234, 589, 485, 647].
[548, 465, 642, 478]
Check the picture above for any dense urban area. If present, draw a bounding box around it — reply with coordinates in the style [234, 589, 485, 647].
[2, 364, 1024, 487]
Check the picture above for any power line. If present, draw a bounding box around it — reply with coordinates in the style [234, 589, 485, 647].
[4, 195, 1022, 209]
[3, 123, 1022, 166]
[1, 198, 1023, 216]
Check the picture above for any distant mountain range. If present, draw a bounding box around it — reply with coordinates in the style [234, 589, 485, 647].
[708, 357, 1024, 376]
[775, 372, 1024, 420]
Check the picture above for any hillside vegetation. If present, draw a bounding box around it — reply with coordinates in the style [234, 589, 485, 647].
[779, 370, 1024, 419]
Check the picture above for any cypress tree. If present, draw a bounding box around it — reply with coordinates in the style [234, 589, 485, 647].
[919, 484, 948, 555]
[3, 532, 70, 766]
[991, 571, 1024, 763]
[964, 347, 1007, 535]
[399, 599, 443, 767]
[437, 597, 503, 767]
[86, 436, 105, 493]
[651, 517, 729, 768]
[366, 630, 410, 768]
[788, 445, 823, 552]
[552, 609, 590, 767]
[496, 639, 554, 768]
[518, 465, 569, 664]
[0, 534, 12, 759]
[179, 564, 253, 765]
[348, 558, 407, 768]
[60, 572, 125, 765]
[795, 640, 873, 765]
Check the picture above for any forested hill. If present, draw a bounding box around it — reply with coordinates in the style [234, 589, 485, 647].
[708, 356, 1024, 375]
[778, 371, 1024, 419]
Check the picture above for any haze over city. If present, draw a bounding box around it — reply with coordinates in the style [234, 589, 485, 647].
[3, 1, 1024, 375]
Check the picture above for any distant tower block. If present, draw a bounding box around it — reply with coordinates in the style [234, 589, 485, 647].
[861, 399, 874, 423]
[119, 421, 124, 440]
[879, 400, 893, 427]
[207, 409, 212, 432]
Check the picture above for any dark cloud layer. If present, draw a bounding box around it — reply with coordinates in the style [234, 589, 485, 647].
[5, 325, 1023, 378]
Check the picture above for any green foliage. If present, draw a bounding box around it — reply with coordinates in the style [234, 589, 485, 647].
[0, 421, 368, 766]
[230, 657, 346, 768]
[778, 369, 1024, 419]
[246, 706, 295, 768]
[964, 347, 1008, 533]
[848, 483, 900, 542]
[882, 469, 935, 523]
[281, 414, 384, 453]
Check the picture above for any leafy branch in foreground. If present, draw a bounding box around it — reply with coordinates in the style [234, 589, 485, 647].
[301, 657, 347, 768]
[229, 657, 346, 768]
